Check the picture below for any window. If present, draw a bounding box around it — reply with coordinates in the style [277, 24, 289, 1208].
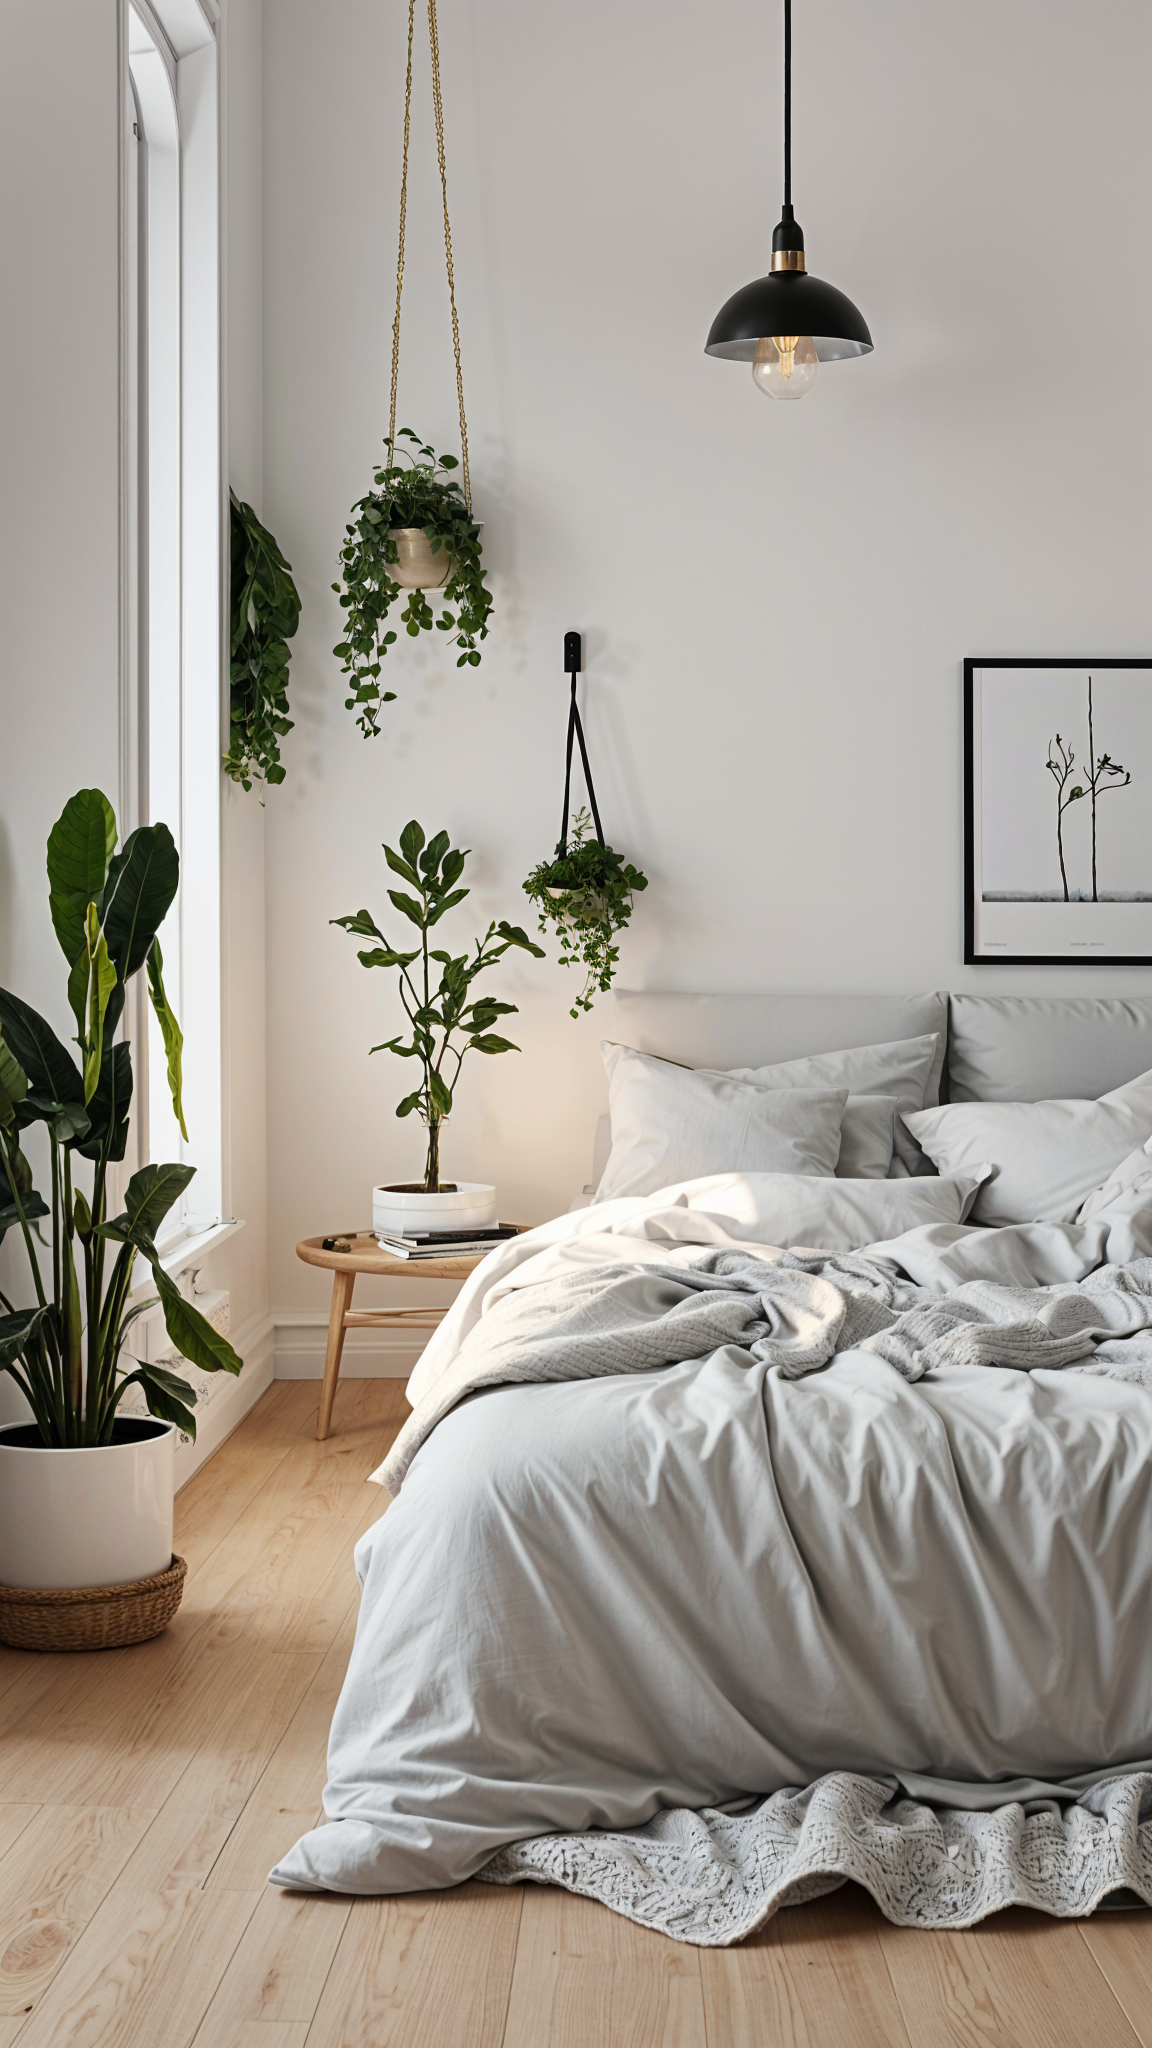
[125, 0, 223, 1245]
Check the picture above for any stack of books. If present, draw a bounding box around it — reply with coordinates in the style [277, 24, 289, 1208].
[374, 1224, 519, 1261]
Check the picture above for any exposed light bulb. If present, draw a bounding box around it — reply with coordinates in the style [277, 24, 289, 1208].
[752, 332, 819, 400]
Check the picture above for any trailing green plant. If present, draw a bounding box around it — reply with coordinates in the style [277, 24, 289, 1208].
[225, 489, 301, 794]
[332, 821, 543, 1191]
[523, 808, 648, 1018]
[333, 429, 492, 740]
[0, 789, 243, 1447]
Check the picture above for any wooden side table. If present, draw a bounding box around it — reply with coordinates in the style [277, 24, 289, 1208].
[296, 1231, 523, 1440]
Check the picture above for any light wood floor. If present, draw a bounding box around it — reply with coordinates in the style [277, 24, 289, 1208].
[0, 1380, 1150, 2046]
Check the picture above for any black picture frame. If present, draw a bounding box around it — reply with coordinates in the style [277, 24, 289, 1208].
[964, 657, 1152, 966]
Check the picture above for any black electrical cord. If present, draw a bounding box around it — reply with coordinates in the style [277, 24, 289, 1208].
[783, 0, 791, 208]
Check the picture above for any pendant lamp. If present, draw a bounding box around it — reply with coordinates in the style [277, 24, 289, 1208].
[705, 0, 872, 399]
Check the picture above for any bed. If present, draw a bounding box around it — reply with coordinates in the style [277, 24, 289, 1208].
[270, 991, 1152, 1942]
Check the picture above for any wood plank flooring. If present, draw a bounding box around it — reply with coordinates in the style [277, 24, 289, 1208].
[0, 1376, 1148, 2045]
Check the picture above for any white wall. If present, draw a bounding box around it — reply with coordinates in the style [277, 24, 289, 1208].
[261, 0, 1151, 1334]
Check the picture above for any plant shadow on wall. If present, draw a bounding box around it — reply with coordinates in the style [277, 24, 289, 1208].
[332, 822, 543, 1194]
[0, 790, 242, 1448]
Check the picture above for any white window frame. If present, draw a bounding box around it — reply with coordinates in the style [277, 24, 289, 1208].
[122, 0, 228, 1257]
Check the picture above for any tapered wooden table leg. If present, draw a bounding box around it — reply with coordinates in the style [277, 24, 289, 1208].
[317, 1268, 355, 1441]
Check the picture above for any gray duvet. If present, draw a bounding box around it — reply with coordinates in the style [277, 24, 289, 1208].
[270, 1180, 1152, 1937]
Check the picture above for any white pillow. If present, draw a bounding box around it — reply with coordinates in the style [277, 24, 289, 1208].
[904, 1067, 1152, 1227]
[727, 1034, 940, 1177]
[595, 1044, 846, 1203]
[652, 1168, 988, 1252]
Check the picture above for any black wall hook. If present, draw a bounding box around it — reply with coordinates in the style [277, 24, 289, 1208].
[559, 632, 604, 853]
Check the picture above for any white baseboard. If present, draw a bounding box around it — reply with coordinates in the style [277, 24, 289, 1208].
[272, 1310, 423, 1380]
[174, 1311, 275, 1491]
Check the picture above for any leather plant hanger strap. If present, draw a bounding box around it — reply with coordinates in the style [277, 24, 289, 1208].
[560, 674, 606, 854]
[388, 0, 473, 514]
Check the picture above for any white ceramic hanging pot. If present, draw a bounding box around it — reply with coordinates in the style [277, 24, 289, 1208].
[391, 527, 455, 590]
[372, 1180, 497, 1237]
[0, 1418, 176, 1591]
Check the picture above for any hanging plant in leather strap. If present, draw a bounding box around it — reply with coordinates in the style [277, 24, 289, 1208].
[523, 636, 648, 1017]
[334, 0, 490, 740]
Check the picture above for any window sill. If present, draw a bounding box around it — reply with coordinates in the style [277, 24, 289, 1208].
[127, 1216, 245, 1308]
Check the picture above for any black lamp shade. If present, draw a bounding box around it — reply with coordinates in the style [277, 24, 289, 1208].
[705, 270, 872, 362]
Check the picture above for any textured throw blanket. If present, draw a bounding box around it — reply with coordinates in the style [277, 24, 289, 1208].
[381, 1245, 1152, 1492]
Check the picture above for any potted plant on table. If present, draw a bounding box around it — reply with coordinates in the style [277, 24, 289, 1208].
[0, 789, 243, 1650]
[332, 820, 543, 1235]
[333, 430, 492, 739]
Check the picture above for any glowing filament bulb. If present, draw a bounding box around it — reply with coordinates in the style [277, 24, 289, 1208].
[752, 333, 820, 400]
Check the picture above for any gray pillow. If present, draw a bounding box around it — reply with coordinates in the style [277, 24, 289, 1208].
[596, 1044, 846, 1202]
[727, 1034, 941, 1177]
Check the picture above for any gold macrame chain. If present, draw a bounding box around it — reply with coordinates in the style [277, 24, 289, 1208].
[387, 0, 415, 472]
[427, 0, 471, 513]
[387, 0, 472, 515]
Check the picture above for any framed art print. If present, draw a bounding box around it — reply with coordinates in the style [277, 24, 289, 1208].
[965, 658, 1152, 965]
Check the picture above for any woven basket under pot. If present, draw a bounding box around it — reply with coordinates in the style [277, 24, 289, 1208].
[0, 1554, 187, 1653]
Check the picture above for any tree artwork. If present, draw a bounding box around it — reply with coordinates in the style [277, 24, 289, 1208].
[1083, 675, 1131, 903]
[1046, 676, 1132, 902]
[1045, 734, 1082, 903]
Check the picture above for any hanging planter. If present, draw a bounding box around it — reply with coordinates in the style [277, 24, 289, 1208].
[523, 636, 648, 1018]
[334, 1, 491, 740]
[335, 433, 491, 739]
[391, 527, 454, 590]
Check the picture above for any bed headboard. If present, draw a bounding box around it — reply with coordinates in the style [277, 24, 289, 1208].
[947, 995, 1152, 1102]
[583, 989, 1152, 1194]
[611, 991, 949, 1104]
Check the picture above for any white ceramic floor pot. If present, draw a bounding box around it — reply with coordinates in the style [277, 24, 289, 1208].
[372, 1181, 497, 1236]
[0, 1417, 175, 1591]
[391, 527, 454, 590]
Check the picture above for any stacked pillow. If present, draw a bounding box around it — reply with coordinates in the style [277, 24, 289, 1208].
[594, 1033, 941, 1203]
[904, 1066, 1152, 1227]
[592, 1028, 1152, 1245]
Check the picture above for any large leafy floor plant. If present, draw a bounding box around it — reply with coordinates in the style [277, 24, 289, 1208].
[0, 790, 242, 1447]
[334, 431, 492, 739]
[332, 821, 542, 1190]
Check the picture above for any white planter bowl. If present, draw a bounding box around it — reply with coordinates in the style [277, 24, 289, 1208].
[372, 1180, 497, 1237]
[0, 1419, 175, 1591]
